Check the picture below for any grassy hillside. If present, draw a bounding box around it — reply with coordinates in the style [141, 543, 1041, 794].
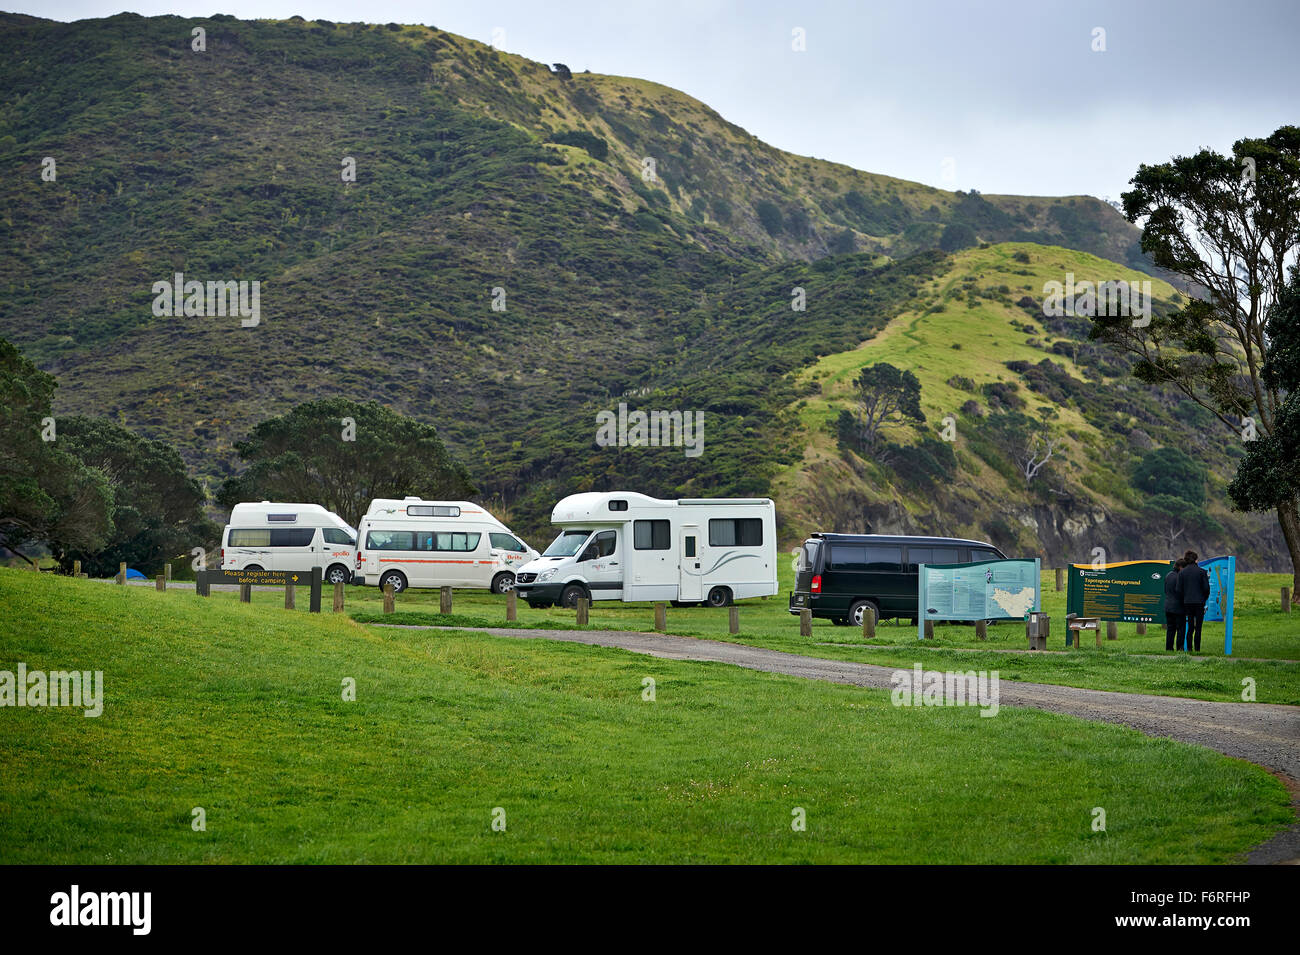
[0, 12, 1282, 567]
[0, 568, 1290, 863]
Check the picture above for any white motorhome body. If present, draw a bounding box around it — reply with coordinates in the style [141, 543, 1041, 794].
[513, 492, 778, 609]
[221, 502, 358, 585]
[355, 498, 538, 593]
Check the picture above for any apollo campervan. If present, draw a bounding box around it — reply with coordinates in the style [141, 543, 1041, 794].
[513, 492, 778, 609]
[221, 502, 358, 585]
[355, 498, 538, 594]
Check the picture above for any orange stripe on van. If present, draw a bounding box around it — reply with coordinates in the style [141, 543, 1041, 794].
[379, 558, 479, 565]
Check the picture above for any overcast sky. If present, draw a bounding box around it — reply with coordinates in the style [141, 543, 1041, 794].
[8, 0, 1297, 201]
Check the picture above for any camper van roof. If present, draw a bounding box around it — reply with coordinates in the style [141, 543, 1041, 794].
[552, 492, 774, 523]
[227, 502, 354, 532]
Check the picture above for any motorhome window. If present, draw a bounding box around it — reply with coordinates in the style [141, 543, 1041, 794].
[633, 520, 670, 550]
[608, 500, 628, 511]
[407, 505, 460, 517]
[266, 513, 297, 523]
[367, 530, 416, 551]
[322, 528, 355, 546]
[269, 528, 315, 547]
[907, 546, 961, 569]
[593, 531, 617, 557]
[228, 529, 271, 547]
[864, 545, 904, 570]
[544, 530, 592, 558]
[708, 518, 763, 547]
[684, 536, 696, 558]
[413, 532, 481, 552]
[490, 533, 524, 552]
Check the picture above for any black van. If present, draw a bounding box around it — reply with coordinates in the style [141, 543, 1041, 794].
[789, 533, 1007, 626]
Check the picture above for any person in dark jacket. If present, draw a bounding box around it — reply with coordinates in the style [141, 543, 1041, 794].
[1164, 559, 1185, 651]
[1178, 550, 1211, 652]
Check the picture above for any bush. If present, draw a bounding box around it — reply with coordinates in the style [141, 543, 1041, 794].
[755, 200, 784, 236]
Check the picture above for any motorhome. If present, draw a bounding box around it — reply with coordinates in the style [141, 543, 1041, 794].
[354, 498, 538, 594]
[513, 492, 778, 609]
[221, 502, 358, 585]
[788, 533, 1007, 626]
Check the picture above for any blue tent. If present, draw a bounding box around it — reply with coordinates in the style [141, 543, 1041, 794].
[125, 568, 147, 580]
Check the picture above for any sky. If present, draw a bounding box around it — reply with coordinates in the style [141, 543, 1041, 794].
[6, 0, 1297, 201]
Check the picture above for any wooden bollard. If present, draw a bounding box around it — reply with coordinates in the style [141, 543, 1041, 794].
[1283, 587, 1292, 613]
[1136, 621, 1146, 635]
[383, 583, 395, 614]
[165, 562, 172, 581]
[576, 596, 589, 626]
[117, 562, 126, 585]
[1055, 568, 1064, 591]
[239, 583, 251, 603]
[863, 611, 876, 639]
[284, 583, 295, 610]
[924, 620, 935, 639]
[506, 589, 517, 622]
[73, 560, 81, 577]
[729, 606, 739, 634]
[654, 602, 667, 632]
[440, 586, 452, 614]
[975, 620, 987, 641]
[799, 608, 812, 636]
[333, 581, 345, 613]
[155, 573, 165, 591]
[1106, 621, 1118, 641]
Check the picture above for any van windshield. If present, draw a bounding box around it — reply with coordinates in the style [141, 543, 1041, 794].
[544, 530, 592, 558]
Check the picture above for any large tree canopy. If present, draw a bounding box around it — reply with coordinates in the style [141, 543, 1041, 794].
[218, 398, 476, 528]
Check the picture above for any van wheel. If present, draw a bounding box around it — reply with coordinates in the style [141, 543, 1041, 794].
[706, 586, 732, 608]
[849, 600, 879, 628]
[379, 570, 407, 594]
[245, 564, 264, 572]
[560, 584, 588, 609]
[491, 573, 515, 595]
[325, 564, 351, 585]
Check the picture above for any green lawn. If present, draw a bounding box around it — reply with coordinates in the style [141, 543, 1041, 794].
[0, 568, 1292, 863]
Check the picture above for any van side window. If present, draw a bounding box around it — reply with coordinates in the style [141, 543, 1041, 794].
[421, 532, 481, 552]
[708, 518, 763, 547]
[970, 548, 1001, 562]
[907, 546, 960, 570]
[367, 531, 415, 550]
[594, 531, 617, 557]
[829, 545, 867, 571]
[269, 528, 314, 547]
[323, 528, 355, 546]
[407, 505, 460, 517]
[633, 520, 670, 550]
[490, 533, 524, 552]
[228, 529, 271, 547]
[863, 545, 903, 570]
[608, 500, 628, 511]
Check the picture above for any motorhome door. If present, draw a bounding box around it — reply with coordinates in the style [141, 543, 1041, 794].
[679, 524, 703, 601]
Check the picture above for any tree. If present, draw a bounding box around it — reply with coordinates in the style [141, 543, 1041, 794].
[0, 338, 112, 565]
[829, 228, 856, 255]
[1132, 447, 1206, 506]
[219, 398, 476, 528]
[551, 63, 572, 80]
[755, 200, 784, 236]
[1092, 125, 1300, 589]
[50, 417, 217, 577]
[985, 409, 1060, 485]
[845, 363, 924, 453]
[1141, 493, 1222, 553]
[938, 221, 977, 252]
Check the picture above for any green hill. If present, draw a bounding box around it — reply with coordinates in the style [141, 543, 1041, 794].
[0, 13, 1279, 566]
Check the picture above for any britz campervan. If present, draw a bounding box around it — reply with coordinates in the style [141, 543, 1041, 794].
[354, 498, 538, 594]
[221, 502, 358, 585]
[789, 533, 1007, 626]
[513, 492, 778, 609]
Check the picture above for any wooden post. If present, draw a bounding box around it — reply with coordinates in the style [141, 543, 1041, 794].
[284, 583, 295, 610]
[440, 587, 452, 614]
[576, 597, 589, 626]
[729, 606, 739, 634]
[1055, 568, 1064, 591]
[506, 589, 517, 622]
[1096, 625, 1103, 648]
[924, 619, 935, 639]
[799, 608, 812, 636]
[383, 583, 395, 614]
[196, 571, 209, 597]
[655, 602, 667, 632]
[1283, 587, 1292, 613]
[73, 560, 81, 577]
[863, 611, 876, 639]
[309, 566, 322, 614]
[333, 581, 345, 613]
[117, 562, 126, 585]
[165, 562, 172, 581]
[155, 573, 165, 591]
[1136, 621, 1147, 635]
[975, 620, 987, 641]
[239, 582, 251, 603]
[1106, 621, 1118, 641]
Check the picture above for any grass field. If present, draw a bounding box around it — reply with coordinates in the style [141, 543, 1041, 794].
[0, 567, 1292, 863]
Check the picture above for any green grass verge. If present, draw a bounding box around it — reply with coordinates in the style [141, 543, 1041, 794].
[0, 568, 1292, 863]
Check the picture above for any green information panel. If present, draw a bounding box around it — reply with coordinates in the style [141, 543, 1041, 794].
[917, 559, 1041, 640]
[1065, 560, 1172, 623]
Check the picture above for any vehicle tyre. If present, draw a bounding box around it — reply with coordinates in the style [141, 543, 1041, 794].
[849, 600, 879, 628]
[706, 586, 732, 608]
[560, 584, 588, 609]
[379, 570, 407, 594]
[491, 572, 515, 595]
[245, 564, 264, 572]
[831, 617, 848, 626]
[325, 564, 351, 586]
[528, 601, 553, 610]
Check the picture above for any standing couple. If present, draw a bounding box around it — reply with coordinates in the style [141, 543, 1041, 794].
[1163, 550, 1210, 652]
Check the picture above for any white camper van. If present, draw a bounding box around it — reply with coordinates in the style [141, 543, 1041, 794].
[221, 502, 358, 585]
[355, 498, 538, 594]
[513, 492, 778, 609]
